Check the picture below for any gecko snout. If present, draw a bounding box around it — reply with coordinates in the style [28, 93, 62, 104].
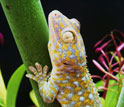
[50, 10, 61, 17]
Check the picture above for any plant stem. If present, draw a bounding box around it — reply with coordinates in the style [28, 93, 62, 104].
[0, 0, 60, 106]
[103, 75, 110, 99]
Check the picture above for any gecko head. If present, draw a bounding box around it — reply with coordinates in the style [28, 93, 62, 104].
[48, 10, 86, 69]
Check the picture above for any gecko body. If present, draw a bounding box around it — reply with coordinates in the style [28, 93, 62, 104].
[26, 10, 102, 107]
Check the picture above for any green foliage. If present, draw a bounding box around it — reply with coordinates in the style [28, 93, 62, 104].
[6, 64, 26, 107]
[95, 73, 124, 107]
[116, 80, 124, 107]
[103, 79, 118, 107]
[95, 80, 104, 92]
[100, 98, 105, 106]
[0, 96, 4, 107]
[30, 90, 39, 107]
[0, 70, 6, 105]
[0, 65, 26, 107]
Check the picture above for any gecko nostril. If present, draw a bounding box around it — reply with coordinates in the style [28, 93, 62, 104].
[54, 13, 57, 16]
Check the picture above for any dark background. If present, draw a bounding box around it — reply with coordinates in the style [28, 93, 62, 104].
[0, 0, 124, 106]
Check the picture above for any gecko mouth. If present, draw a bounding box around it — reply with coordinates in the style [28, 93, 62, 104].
[63, 62, 70, 65]
[63, 62, 74, 66]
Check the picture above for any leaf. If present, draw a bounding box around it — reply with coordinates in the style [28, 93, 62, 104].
[104, 79, 118, 107]
[100, 97, 105, 106]
[0, 70, 6, 104]
[29, 90, 39, 107]
[95, 80, 104, 92]
[116, 81, 124, 107]
[0, 96, 4, 107]
[6, 64, 26, 107]
[104, 74, 124, 107]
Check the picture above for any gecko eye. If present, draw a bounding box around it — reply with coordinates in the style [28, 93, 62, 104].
[62, 31, 74, 43]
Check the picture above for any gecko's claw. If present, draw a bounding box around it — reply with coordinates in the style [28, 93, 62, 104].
[26, 74, 37, 82]
[43, 65, 48, 77]
[29, 66, 37, 75]
[35, 62, 42, 73]
[26, 62, 49, 83]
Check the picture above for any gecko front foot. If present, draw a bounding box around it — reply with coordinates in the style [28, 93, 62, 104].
[26, 62, 49, 83]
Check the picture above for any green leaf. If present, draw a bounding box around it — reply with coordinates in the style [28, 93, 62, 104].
[6, 64, 26, 107]
[0, 70, 6, 104]
[95, 80, 104, 92]
[29, 90, 39, 107]
[104, 80, 118, 107]
[100, 97, 105, 106]
[103, 74, 123, 107]
[116, 80, 124, 107]
[0, 96, 4, 107]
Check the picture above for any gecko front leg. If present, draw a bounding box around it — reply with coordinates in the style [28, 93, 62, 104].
[26, 63, 59, 103]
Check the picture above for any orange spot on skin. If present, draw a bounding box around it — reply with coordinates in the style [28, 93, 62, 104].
[83, 99, 90, 105]
[77, 77, 82, 82]
[80, 81, 86, 86]
[65, 57, 70, 61]
[72, 95, 79, 101]
[60, 94, 67, 99]
[62, 44, 68, 50]
[71, 65, 80, 69]
[64, 88, 70, 93]
[75, 87, 81, 92]
[67, 51, 72, 56]
[70, 72, 76, 77]
[83, 91, 90, 98]
[70, 59, 75, 64]
[59, 53, 64, 60]
[65, 83, 71, 87]
[75, 50, 79, 56]
[90, 100, 94, 105]
[56, 62, 62, 67]
[55, 44, 59, 49]
[53, 49, 57, 54]
[72, 44, 77, 50]
[53, 39, 55, 43]
[74, 102, 82, 107]
[69, 78, 76, 82]
[60, 101, 70, 105]
[71, 84, 76, 88]
[53, 57, 59, 62]
[77, 56, 80, 62]
[55, 24, 58, 28]
[59, 22, 64, 28]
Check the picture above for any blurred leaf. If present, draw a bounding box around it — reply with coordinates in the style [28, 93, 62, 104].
[104, 79, 118, 107]
[104, 73, 124, 107]
[0, 96, 4, 107]
[6, 64, 26, 107]
[0, 70, 6, 104]
[95, 80, 104, 92]
[30, 90, 39, 107]
[100, 97, 105, 106]
[116, 80, 124, 107]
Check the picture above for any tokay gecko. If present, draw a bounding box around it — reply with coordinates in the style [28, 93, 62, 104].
[26, 10, 102, 107]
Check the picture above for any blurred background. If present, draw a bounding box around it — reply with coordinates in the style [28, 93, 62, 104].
[0, 0, 124, 106]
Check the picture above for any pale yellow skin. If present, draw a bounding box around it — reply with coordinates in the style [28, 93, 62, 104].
[26, 10, 102, 107]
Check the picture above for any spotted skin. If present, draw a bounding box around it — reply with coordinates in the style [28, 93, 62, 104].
[26, 10, 102, 107]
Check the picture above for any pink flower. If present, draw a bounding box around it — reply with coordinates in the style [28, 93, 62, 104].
[0, 33, 4, 45]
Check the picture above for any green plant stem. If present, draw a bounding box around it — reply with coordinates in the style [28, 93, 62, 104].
[0, 0, 60, 106]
